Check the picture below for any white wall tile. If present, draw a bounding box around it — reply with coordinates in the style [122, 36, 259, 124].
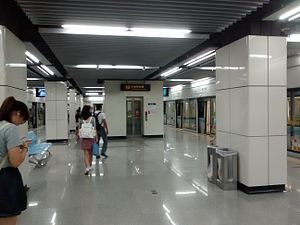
[216, 131, 230, 148]
[231, 134, 268, 186]
[56, 82, 67, 100]
[56, 101, 67, 120]
[269, 136, 287, 185]
[216, 90, 230, 132]
[269, 37, 287, 86]
[46, 101, 56, 120]
[56, 120, 68, 139]
[46, 120, 56, 139]
[248, 36, 268, 85]
[230, 36, 248, 88]
[269, 87, 287, 135]
[45, 82, 56, 101]
[248, 87, 268, 136]
[216, 46, 230, 90]
[230, 87, 248, 136]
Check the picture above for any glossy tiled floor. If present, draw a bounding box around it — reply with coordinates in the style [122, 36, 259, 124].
[19, 126, 300, 225]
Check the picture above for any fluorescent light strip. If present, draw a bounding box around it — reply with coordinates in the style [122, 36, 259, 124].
[186, 52, 216, 67]
[26, 58, 34, 64]
[98, 65, 145, 69]
[86, 90, 103, 93]
[161, 67, 182, 77]
[37, 66, 49, 76]
[62, 24, 192, 39]
[25, 51, 39, 63]
[184, 50, 215, 66]
[166, 79, 194, 82]
[129, 28, 191, 38]
[75, 64, 97, 69]
[41, 65, 54, 75]
[83, 87, 104, 89]
[288, 13, 300, 21]
[27, 78, 43, 81]
[191, 77, 214, 87]
[85, 93, 99, 96]
[279, 5, 300, 20]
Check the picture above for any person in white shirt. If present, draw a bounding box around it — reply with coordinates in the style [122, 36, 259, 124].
[94, 105, 109, 158]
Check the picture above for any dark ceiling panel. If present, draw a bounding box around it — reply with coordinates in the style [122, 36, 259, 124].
[66, 68, 155, 80]
[16, 0, 269, 33]
[42, 33, 203, 66]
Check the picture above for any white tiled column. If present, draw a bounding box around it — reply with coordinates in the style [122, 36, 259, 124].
[216, 35, 287, 193]
[0, 26, 29, 185]
[45, 82, 68, 141]
[69, 89, 76, 132]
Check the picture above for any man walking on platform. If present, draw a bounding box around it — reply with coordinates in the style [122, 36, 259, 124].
[94, 105, 109, 158]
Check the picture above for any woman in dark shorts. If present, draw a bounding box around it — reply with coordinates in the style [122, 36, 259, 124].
[0, 96, 29, 225]
[80, 105, 98, 175]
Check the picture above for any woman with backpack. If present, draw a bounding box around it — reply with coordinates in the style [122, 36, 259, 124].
[79, 105, 98, 175]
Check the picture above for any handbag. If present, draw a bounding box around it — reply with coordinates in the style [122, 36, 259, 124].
[92, 143, 100, 157]
[0, 122, 27, 215]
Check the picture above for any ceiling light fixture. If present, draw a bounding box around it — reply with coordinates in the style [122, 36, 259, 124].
[85, 93, 99, 96]
[37, 66, 49, 76]
[27, 78, 43, 81]
[26, 58, 34, 64]
[129, 28, 191, 38]
[288, 13, 300, 21]
[83, 87, 104, 89]
[166, 79, 194, 82]
[279, 5, 300, 20]
[61, 24, 193, 39]
[98, 65, 147, 69]
[75, 64, 97, 69]
[161, 67, 182, 77]
[25, 51, 39, 63]
[41, 65, 55, 75]
[184, 50, 216, 67]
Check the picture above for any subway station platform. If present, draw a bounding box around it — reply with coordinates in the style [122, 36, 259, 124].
[19, 126, 300, 225]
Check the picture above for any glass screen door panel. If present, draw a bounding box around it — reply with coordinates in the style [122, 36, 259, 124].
[126, 98, 142, 136]
[134, 100, 142, 135]
[126, 101, 133, 135]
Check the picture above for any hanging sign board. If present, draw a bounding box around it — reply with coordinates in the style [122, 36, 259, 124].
[121, 84, 151, 91]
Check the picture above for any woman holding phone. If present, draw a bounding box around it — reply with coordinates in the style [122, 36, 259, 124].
[0, 96, 29, 225]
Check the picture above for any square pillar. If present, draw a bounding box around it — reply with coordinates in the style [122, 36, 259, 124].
[0, 26, 29, 185]
[45, 82, 68, 141]
[216, 35, 287, 193]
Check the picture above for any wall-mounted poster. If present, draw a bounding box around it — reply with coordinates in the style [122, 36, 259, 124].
[147, 103, 157, 114]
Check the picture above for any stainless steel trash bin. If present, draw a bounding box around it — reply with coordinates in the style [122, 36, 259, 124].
[207, 146, 227, 184]
[216, 149, 238, 190]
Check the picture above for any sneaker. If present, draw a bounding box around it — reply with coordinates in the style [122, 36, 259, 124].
[84, 168, 89, 175]
[101, 153, 108, 158]
[96, 156, 101, 159]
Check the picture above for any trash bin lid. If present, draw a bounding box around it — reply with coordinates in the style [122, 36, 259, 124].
[216, 149, 238, 156]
